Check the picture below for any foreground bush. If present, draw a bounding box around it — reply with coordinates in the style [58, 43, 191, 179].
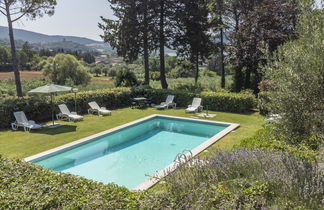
[261, 1, 324, 148]
[1, 149, 322, 209]
[141, 149, 324, 209]
[239, 128, 318, 161]
[0, 155, 141, 209]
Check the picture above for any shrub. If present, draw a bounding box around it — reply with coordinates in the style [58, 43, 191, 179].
[257, 91, 271, 115]
[43, 54, 91, 86]
[132, 88, 256, 113]
[89, 63, 103, 76]
[115, 67, 138, 87]
[0, 155, 141, 209]
[261, 3, 324, 147]
[239, 128, 318, 161]
[200, 91, 256, 113]
[168, 60, 195, 78]
[141, 149, 324, 209]
[0, 87, 254, 129]
[108, 68, 117, 78]
[150, 72, 160, 81]
[102, 65, 111, 77]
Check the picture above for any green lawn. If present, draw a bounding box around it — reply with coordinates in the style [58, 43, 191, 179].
[0, 108, 264, 159]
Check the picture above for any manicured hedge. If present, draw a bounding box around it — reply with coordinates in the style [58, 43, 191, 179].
[0, 87, 255, 129]
[133, 88, 256, 113]
[0, 155, 141, 209]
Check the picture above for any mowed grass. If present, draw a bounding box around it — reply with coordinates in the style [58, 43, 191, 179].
[0, 108, 264, 159]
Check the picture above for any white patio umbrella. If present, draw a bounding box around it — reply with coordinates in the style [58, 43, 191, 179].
[29, 84, 72, 126]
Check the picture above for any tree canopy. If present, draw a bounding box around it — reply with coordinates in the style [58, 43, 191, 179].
[262, 0, 323, 148]
[42, 54, 91, 86]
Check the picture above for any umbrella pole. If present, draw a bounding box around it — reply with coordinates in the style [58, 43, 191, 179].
[51, 94, 54, 126]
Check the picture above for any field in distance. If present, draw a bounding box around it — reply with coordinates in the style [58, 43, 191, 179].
[0, 71, 44, 80]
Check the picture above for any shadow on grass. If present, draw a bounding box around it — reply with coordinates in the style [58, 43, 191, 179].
[33, 125, 77, 135]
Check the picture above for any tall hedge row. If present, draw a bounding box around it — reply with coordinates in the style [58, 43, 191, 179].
[0, 87, 256, 129]
[134, 88, 256, 113]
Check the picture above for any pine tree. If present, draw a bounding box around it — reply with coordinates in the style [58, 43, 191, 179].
[100, 0, 158, 85]
[173, 0, 212, 85]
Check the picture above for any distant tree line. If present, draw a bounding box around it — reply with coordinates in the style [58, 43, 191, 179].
[39, 48, 96, 64]
[99, 0, 300, 92]
[0, 42, 96, 72]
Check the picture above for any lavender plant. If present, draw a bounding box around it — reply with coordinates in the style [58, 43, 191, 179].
[141, 149, 324, 209]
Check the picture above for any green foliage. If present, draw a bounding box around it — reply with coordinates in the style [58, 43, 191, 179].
[172, 0, 212, 84]
[150, 75, 233, 91]
[101, 64, 111, 76]
[239, 128, 318, 161]
[0, 84, 254, 129]
[223, 0, 299, 92]
[0, 155, 141, 209]
[30, 55, 47, 71]
[42, 53, 91, 86]
[0, 45, 10, 65]
[115, 66, 138, 87]
[262, 2, 324, 147]
[89, 63, 104, 76]
[168, 60, 195, 78]
[257, 91, 271, 115]
[133, 88, 256, 113]
[0, 79, 48, 98]
[141, 149, 324, 209]
[165, 56, 178, 73]
[200, 91, 256, 113]
[99, 0, 141, 63]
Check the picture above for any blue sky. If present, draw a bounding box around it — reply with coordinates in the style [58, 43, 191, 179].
[0, 0, 114, 41]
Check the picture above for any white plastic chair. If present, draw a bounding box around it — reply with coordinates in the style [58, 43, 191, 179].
[185, 98, 203, 113]
[11, 111, 42, 132]
[88, 101, 112, 116]
[57, 104, 83, 122]
[156, 95, 176, 109]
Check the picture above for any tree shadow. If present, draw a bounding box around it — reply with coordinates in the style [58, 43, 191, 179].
[33, 125, 77, 135]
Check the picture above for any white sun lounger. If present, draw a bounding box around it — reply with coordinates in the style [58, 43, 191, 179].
[88, 101, 112, 116]
[185, 98, 203, 113]
[156, 95, 176, 109]
[11, 111, 42, 132]
[57, 104, 83, 122]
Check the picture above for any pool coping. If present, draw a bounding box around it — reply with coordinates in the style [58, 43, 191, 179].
[24, 114, 239, 191]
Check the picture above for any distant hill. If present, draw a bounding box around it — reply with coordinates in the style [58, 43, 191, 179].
[0, 26, 102, 44]
[0, 26, 112, 51]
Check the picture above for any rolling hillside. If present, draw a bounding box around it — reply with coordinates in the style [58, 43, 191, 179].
[0, 26, 112, 51]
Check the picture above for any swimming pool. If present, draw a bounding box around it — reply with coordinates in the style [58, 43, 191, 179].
[25, 115, 239, 190]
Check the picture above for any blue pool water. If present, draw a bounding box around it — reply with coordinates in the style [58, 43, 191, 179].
[33, 116, 228, 189]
